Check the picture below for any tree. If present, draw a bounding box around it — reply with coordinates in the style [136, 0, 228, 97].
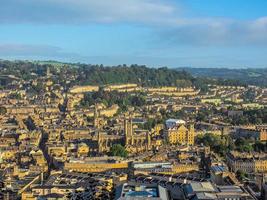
[9, 92, 22, 99]
[130, 95, 146, 107]
[196, 109, 212, 122]
[110, 144, 128, 158]
[235, 137, 246, 147]
[0, 107, 7, 115]
[143, 118, 156, 130]
[243, 88, 257, 102]
[253, 141, 266, 152]
[236, 170, 247, 181]
[227, 136, 236, 151]
[195, 133, 229, 156]
[235, 137, 253, 152]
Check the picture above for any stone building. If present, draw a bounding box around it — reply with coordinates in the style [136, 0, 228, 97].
[226, 151, 267, 173]
[164, 119, 195, 145]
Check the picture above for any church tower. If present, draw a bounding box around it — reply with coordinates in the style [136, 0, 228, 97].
[94, 105, 100, 129]
[124, 116, 133, 146]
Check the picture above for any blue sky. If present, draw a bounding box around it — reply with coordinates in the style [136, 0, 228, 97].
[1, 0, 267, 68]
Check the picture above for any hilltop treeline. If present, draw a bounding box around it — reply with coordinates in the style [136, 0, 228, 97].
[75, 65, 193, 87]
[0, 60, 194, 87]
[0, 60, 247, 91]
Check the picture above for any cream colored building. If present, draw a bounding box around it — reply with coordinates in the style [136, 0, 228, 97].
[226, 151, 267, 173]
[69, 85, 99, 93]
[165, 119, 195, 145]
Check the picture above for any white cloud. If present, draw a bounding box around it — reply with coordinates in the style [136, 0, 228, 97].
[0, 0, 176, 24]
[0, 0, 267, 47]
[158, 17, 267, 46]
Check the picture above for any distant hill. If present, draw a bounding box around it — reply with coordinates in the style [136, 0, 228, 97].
[179, 68, 267, 87]
[0, 60, 257, 91]
[0, 60, 194, 88]
[75, 65, 194, 87]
